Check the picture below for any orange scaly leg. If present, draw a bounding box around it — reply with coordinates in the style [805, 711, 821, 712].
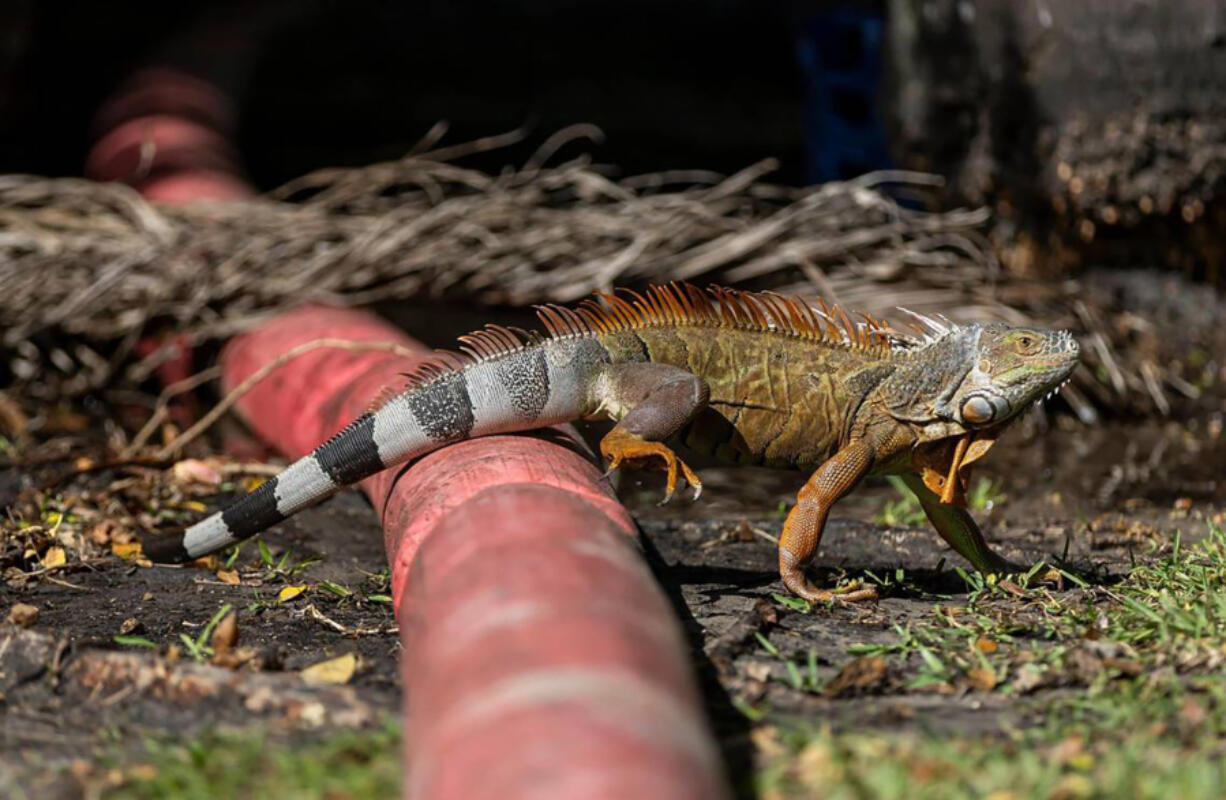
[594, 363, 709, 504]
[600, 428, 703, 502]
[779, 439, 878, 603]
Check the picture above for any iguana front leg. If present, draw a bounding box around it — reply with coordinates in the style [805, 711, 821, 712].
[779, 439, 879, 603]
[595, 363, 709, 502]
[897, 473, 1019, 574]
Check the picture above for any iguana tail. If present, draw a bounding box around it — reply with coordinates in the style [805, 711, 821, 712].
[147, 334, 609, 562]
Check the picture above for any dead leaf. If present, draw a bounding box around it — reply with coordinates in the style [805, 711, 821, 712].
[301, 652, 357, 685]
[278, 585, 306, 603]
[795, 739, 840, 788]
[126, 764, 157, 782]
[87, 520, 123, 546]
[192, 555, 220, 570]
[46, 407, 90, 433]
[113, 541, 152, 568]
[172, 458, 224, 487]
[7, 603, 39, 627]
[41, 547, 66, 568]
[0, 392, 29, 439]
[119, 618, 144, 635]
[997, 579, 1027, 597]
[211, 611, 239, 653]
[1011, 663, 1047, 693]
[1180, 698, 1208, 729]
[749, 726, 784, 761]
[1102, 657, 1144, 677]
[824, 656, 887, 698]
[975, 635, 998, 654]
[112, 542, 143, 560]
[967, 667, 997, 691]
[216, 569, 240, 586]
[743, 660, 772, 682]
[1048, 735, 1083, 765]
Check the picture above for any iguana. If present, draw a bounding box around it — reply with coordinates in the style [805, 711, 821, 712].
[149, 284, 1079, 602]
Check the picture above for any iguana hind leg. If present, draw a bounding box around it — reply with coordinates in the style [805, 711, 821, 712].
[897, 473, 1019, 574]
[779, 439, 878, 603]
[596, 363, 709, 502]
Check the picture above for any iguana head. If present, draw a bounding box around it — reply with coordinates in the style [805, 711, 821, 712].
[878, 319, 1078, 503]
[883, 320, 1080, 432]
[939, 323, 1080, 429]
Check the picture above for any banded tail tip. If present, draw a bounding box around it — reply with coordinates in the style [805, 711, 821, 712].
[141, 532, 192, 564]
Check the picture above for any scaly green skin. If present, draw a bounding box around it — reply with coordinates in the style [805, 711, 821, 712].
[598, 327, 883, 470]
[586, 309, 1079, 602]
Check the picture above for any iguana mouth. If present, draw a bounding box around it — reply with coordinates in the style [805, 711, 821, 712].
[919, 430, 999, 506]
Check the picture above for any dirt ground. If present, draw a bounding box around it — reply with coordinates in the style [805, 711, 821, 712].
[2, 400, 1223, 797]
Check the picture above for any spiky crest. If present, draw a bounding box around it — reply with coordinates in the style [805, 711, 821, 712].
[374, 283, 899, 407]
[539, 283, 895, 355]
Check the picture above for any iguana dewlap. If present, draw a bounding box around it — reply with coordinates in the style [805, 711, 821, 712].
[151, 284, 1079, 603]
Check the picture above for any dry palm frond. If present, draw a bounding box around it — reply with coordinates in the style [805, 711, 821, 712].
[0, 127, 1204, 418]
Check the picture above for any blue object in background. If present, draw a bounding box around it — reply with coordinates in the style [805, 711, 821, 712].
[795, 7, 892, 183]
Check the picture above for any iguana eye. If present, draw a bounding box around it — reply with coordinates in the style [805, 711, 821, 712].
[962, 395, 996, 424]
[1011, 332, 1040, 354]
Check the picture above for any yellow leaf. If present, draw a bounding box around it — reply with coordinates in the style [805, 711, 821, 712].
[216, 569, 241, 586]
[178, 500, 208, 513]
[278, 585, 306, 603]
[192, 555, 220, 570]
[112, 542, 143, 560]
[241, 476, 267, 493]
[41, 546, 66, 568]
[301, 652, 357, 685]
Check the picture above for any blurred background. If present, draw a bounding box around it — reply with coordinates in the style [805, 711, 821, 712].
[3, 0, 1223, 283]
[1, 0, 1224, 417]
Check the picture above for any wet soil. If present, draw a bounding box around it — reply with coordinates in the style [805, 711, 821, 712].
[2, 413, 1223, 796]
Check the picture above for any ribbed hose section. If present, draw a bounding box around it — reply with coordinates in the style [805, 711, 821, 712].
[219, 305, 731, 800]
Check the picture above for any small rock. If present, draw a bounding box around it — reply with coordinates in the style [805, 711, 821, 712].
[7, 603, 39, 627]
[119, 617, 144, 635]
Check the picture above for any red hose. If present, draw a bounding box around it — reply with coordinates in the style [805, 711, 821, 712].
[220, 305, 730, 800]
[86, 67, 252, 204]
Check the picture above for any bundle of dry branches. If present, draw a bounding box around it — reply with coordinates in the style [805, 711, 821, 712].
[0, 127, 1209, 418]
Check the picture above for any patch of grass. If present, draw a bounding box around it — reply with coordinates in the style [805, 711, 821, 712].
[757, 690, 1226, 800]
[178, 604, 232, 663]
[760, 667, 1226, 798]
[966, 476, 1006, 512]
[105, 723, 400, 799]
[754, 522, 1226, 797]
[875, 476, 927, 527]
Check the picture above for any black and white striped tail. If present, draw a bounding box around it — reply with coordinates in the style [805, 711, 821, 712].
[145, 339, 604, 562]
